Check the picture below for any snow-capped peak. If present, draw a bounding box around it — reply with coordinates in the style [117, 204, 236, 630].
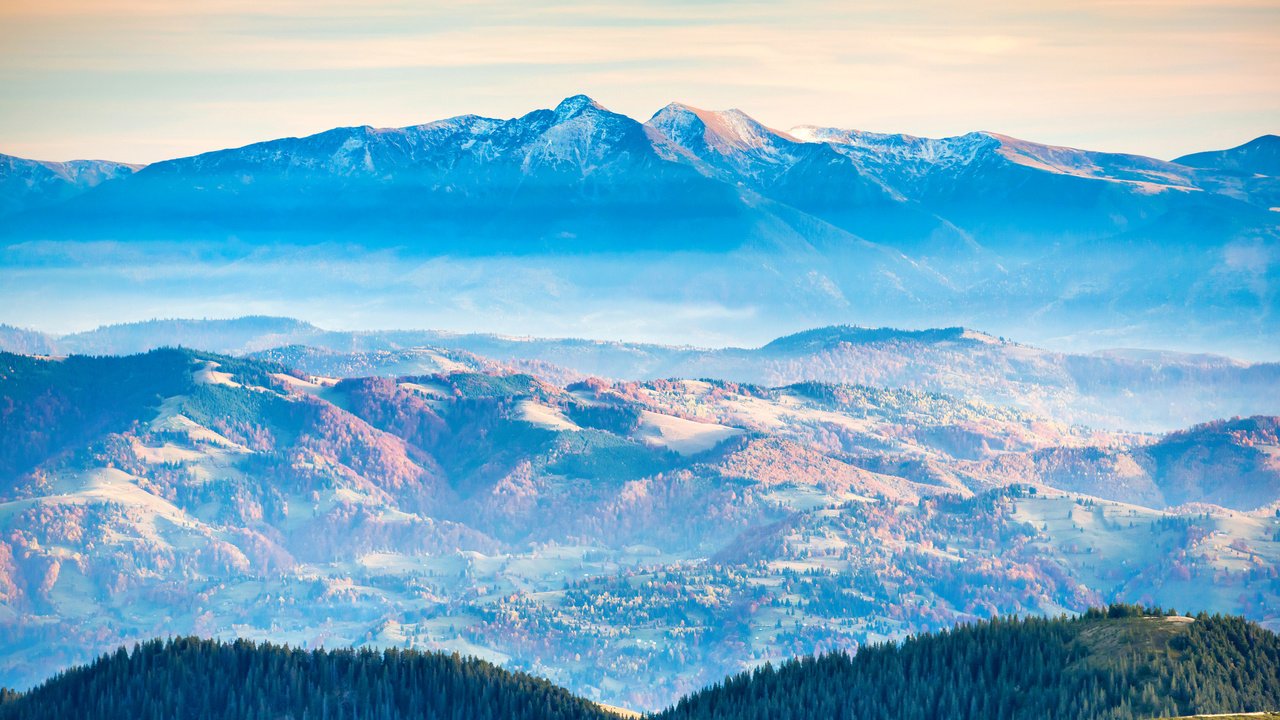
[554, 94, 606, 120]
[647, 102, 794, 155]
[787, 125, 830, 144]
[790, 126, 1001, 169]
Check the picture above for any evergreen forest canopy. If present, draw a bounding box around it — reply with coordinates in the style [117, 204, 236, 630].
[0, 637, 612, 720]
[1, 606, 1277, 720]
[657, 606, 1280, 720]
[2, 347, 1280, 710]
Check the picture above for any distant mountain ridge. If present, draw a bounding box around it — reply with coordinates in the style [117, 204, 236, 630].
[4, 96, 767, 253]
[7, 98, 1273, 266]
[0, 153, 140, 217]
[2, 96, 1276, 356]
[760, 325, 992, 352]
[1176, 134, 1280, 176]
[6, 100, 1273, 228]
[4, 316, 1276, 431]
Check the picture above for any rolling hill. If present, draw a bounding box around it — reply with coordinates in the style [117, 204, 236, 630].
[5, 316, 1277, 430]
[0, 637, 613, 720]
[656, 607, 1280, 720]
[2, 608, 1276, 720]
[0, 348, 1277, 709]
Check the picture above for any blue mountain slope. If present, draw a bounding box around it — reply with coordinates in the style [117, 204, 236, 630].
[17, 96, 774, 253]
[0, 96, 1275, 354]
[646, 104, 977, 257]
[0, 153, 140, 216]
[796, 126, 1275, 256]
[1175, 134, 1280, 176]
[1174, 135, 1280, 209]
[8, 96, 1272, 257]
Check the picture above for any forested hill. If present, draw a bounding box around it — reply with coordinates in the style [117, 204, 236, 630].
[657, 607, 1280, 720]
[2, 608, 1278, 720]
[0, 638, 613, 720]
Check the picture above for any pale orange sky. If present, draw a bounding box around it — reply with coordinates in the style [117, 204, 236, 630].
[1, 0, 1277, 163]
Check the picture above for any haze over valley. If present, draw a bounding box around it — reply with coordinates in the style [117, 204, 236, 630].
[2, 2, 1278, 713]
[0, 318, 1278, 710]
[2, 97, 1277, 357]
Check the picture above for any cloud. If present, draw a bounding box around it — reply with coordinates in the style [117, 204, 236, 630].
[0, 0, 1276, 161]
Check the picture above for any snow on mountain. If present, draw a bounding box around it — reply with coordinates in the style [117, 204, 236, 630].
[120, 94, 672, 189]
[643, 102, 958, 258]
[785, 121, 1280, 290]
[20, 95, 784, 254]
[1173, 135, 1280, 209]
[647, 103, 797, 170]
[647, 102, 885, 190]
[519, 94, 658, 174]
[0, 153, 141, 216]
[7, 99, 1273, 221]
[791, 125, 1280, 215]
[1, 97, 1275, 355]
[790, 125, 1208, 193]
[788, 126, 997, 171]
[8, 96, 1273, 242]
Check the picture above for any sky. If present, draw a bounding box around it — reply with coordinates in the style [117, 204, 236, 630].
[0, 0, 1277, 164]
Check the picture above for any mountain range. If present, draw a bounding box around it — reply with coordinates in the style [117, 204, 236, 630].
[2, 94, 1279, 713]
[4, 315, 1277, 431]
[5, 99, 1275, 246]
[1, 96, 1276, 356]
[1, 345, 1277, 709]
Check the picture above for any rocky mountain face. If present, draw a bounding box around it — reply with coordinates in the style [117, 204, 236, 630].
[0, 348, 1277, 709]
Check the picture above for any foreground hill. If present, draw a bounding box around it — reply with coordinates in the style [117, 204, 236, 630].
[0, 637, 611, 720]
[0, 349, 1277, 708]
[2, 608, 1276, 720]
[658, 607, 1280, 720]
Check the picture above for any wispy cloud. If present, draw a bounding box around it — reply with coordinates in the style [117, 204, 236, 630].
[1, 0, 1276, 161]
